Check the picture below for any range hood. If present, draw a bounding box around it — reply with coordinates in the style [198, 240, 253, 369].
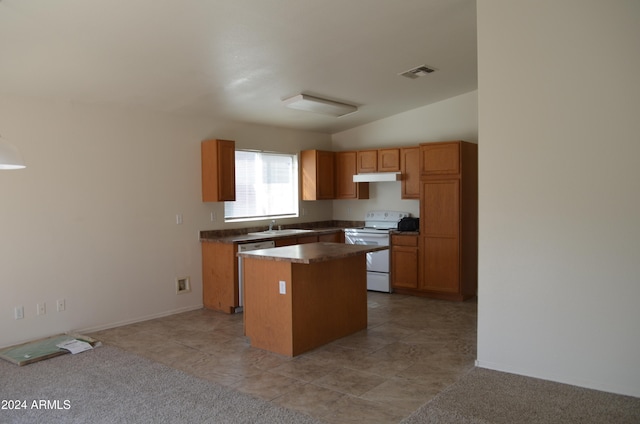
[353, 172, 401, 183]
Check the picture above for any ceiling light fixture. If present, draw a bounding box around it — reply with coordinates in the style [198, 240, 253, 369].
[282, 94, 358, 117]
[0, 135, 26, 170]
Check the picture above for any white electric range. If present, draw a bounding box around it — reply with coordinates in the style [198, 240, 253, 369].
[344, 210, 410, 292]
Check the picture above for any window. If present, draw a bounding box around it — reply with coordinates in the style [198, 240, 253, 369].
[224, 150, 299, 221]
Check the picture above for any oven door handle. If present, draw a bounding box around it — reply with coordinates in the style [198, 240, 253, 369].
[347, 233, 389, 239]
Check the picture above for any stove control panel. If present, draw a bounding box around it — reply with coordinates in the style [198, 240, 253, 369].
[365, 210, 410, 222]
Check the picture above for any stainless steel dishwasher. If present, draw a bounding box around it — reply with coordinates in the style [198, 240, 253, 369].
[237, 240, 275, 312]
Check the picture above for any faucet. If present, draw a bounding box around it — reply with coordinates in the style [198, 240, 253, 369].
[269, 220, 276, 231]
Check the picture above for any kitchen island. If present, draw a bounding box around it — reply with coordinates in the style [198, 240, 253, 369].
[238, 242, 387, 356]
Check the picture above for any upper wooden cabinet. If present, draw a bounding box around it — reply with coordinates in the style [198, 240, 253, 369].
[378, 148, 401, 172]
[357, 150, 378, 173]
[201, 139, 236, 202]
[357, 148, 401, 173]
[400, 147, 420, 199]
[336, 151, 369, 200]
[301, 150, 335, 200]
[420, 141, 461, 176]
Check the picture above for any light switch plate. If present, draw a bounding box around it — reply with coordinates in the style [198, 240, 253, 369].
[279, 280, 286, 294]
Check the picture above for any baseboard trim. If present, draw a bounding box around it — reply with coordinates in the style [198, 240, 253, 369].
[474, 359, 640, 398]
[74, 304, 204, 335]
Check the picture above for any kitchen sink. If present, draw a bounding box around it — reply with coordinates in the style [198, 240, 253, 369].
[248, 229, 314, 236]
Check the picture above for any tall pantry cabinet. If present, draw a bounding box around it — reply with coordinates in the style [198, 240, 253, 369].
[418, 141, 477, 301]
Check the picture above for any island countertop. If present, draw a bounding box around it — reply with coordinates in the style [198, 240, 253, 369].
[237, 242, 387, 264]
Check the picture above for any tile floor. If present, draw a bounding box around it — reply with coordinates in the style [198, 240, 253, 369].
[90, 292, 477, 423]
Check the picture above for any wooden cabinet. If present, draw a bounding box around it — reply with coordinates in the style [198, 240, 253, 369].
[357, 148, 400, 173]
[417, 141, 477, 301]
[335, 151, 369, 199]
[378, 148, 401, 172]
[202, 241, 237, 313]
[420, 142, 460, 176]
[400, 146, 420, 199]
[319, 231, 344, 243]
[203, 230, 344, 313]
[301, 150, 335, 200]
[276, 235, 319, 247]
[201, 139, 236, 202]
[243, 250, 367, 356]
[357, 150, 378, 173]
[391, 234, 419, 290]
[275, 237, 297, 247]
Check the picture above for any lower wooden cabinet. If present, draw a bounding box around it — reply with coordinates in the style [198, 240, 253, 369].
[202, 242, 238, 313]
[276, 235, 318, 246]
[391, 234, 419, 290]
[203, 230, 344, 313]
[319, 232, 344, 243]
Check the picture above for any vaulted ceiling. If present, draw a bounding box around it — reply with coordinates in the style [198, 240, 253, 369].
[0, 0, 477, 134]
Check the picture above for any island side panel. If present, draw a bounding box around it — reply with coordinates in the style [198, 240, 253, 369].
[243, 258, 294, 356]
[291, 255, 367, 356]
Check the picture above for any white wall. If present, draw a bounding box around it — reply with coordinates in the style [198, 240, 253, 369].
[0, 95, 332, 348]
[331, 90, 478, 220]
[477, 0, 640, 397]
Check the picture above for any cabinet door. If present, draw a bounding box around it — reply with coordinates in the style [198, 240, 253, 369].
[401, 147, 420, 199]
[201, 139, 236, 202]
[391, 235, 419, 289]
[420, 142, 460, 176]
[217, 140, 236, 201]
[316, 151, 335, 199]
[335, 151, 369, 199]
[202, 242, 237, 313]
[319, 232, 343, 243]
[420, 180, 460, 293]
[421, 237, 459, 293]
[301, 150, 335, 200]
[336, 151, 357, 198]
[357, 150, 378, 173]
[378, 148, 400, 172]
[297, 235, 319, 244]
[275, 237, 297, 247]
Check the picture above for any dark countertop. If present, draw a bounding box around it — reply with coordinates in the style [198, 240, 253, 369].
[200, 227, 345, 244]
[237, 242, 388, 264]
[390, 230, 420, 236]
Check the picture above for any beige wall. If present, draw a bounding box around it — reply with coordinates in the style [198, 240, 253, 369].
[477, 0, 640, 396]
[0, 96, 332, 348]
[331, 90, 478, 220]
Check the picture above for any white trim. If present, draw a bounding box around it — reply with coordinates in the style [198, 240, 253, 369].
[474, 359, 640, 398]
[73, 304, 204, 335]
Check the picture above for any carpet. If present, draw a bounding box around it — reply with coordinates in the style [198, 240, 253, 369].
[401, 367, 640, 424]
[0, 345, 321, 424]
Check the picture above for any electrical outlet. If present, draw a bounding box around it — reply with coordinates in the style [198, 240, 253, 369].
[279, 280, 286, 294]
[37, 303, 46, 316]
[14, 306, 24, 320]
[176, 214, 183, 225]
[210, 211, 216, 221]
[56, 299, 66, 312]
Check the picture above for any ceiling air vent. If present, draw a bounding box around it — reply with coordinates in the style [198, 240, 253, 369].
[399, 65, 436, 79]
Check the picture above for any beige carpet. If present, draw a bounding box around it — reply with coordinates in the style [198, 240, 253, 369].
[0, 345, 321, 424]
[402, 367, 640, 424]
